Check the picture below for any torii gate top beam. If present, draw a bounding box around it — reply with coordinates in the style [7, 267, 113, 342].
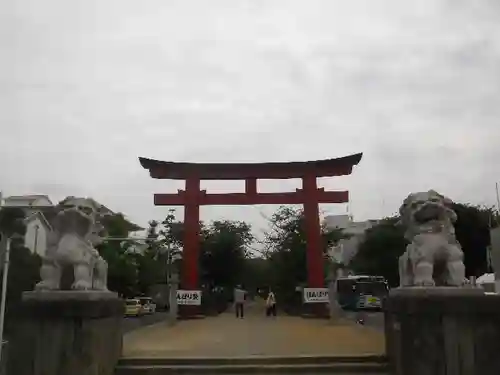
[138, 153, 363, 180]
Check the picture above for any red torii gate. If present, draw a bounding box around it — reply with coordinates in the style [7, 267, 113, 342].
[139, 153, 362, 310]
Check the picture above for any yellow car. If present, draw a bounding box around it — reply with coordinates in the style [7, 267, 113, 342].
[124, 299, 142, 317]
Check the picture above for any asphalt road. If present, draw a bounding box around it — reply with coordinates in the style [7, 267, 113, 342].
[122, 311, 170, 334]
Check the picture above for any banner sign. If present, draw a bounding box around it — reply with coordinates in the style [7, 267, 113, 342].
[176, 290, 202, 305]
[303, 288, 329, 303]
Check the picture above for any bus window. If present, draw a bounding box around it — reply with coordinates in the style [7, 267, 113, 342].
[337, 279, 356, 294]
[336, 276, 388, 310]
[357, 281, 389, 295]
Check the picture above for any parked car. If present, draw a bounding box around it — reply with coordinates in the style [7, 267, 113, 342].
[138, 297, 156, 315]
[124, 298, 143, 317]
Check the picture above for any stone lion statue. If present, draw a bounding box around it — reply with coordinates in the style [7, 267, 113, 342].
[35, 197, 109, 291]
[398, 190, 466, 287]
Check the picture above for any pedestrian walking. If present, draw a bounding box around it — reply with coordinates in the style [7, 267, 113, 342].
[234, 285, 246, 318]
[265, 289, 277, 317]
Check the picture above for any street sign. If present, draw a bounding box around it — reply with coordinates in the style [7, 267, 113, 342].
[176, 290, 202, 305]
[303, 288, 329, 303]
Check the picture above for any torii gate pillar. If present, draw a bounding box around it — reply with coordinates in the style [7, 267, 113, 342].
[302, 173, 325, 288]
[182, 176, 201, 291]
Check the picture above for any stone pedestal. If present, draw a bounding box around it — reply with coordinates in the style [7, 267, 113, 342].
[327, 280, 343, 320]
[301, 302, 330, 319]
[384, 287, 500, 375]
[177, 305, 201, 319]
[8, 291, 124, 375]
[168, 277, 178, 324]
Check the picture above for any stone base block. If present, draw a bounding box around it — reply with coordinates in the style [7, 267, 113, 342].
[177, 304, 205, 320]
[301, 302, 330, 319]
[8, 291, 124, 375]
[384, 287, 500, 375]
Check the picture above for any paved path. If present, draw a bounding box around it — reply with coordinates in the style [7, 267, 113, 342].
[345, 311, 385, 331]
[122, 299, 385, 358]
[122, 312, 170, 334]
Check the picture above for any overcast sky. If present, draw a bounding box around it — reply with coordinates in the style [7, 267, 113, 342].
[1, 0, 499, 237]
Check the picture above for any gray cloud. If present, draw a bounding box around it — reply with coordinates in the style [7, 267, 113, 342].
[1, 0, 499, 237]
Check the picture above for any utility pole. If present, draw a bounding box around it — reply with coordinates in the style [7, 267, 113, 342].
[0, 236, 10, 364]
[164, 243, 172, 284]
[496, 182, 500, 215]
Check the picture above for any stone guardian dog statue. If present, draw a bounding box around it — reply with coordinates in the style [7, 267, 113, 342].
[398, 190, 466, 287]
[35, 197, 109, 291]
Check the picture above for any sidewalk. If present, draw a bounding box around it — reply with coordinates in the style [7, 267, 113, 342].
[122, 299, 385, 358]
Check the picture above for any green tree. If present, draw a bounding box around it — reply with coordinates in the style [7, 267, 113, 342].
[350, 216, 406, 287]
[159, 210, 184, 251]
[145, 220, 161, 254]
[200, 220, 254, 289]
[151, 209, 254, 289]
[97, 213, 140, 297]
[452, 203, 498, 276]
[144, 211, 184, 288]
[98, 213, 179, 298]
[134, 219, 167, 294]
[0, 207, 27, 263]
[134, 249, 165, 295]
[262, 206, 345, 305]
[5, 246, 41, 332]
[157, 210, 184, 276]
[242, 257, 272, 296]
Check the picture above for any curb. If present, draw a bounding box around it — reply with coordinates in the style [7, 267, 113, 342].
[115, 362, 389, 374]
[118, 354, 387, 366]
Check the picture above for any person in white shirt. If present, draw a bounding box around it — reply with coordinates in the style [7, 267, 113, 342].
[266, 289, 277, 317]
[234, 285, 246, 318]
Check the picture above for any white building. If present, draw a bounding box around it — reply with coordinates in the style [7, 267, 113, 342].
[1, 195, 55, 257]
[324, 214, 378, 265]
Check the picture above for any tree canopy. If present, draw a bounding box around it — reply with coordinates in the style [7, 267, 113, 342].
[349, 216, 406, 286]
[0, 207, 27, 263]
[261, 206, 346, 305]
[98, 209, 254, 297]
[200, 219, 253, 288]
[97, 213, 142, 297]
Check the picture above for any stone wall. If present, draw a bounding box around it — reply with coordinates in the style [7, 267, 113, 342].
[384, 288, 500, 375]
[8, 291, 123, 375]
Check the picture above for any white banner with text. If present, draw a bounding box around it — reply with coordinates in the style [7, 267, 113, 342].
[176, 290, 202, 305]
[303, 288, 329, 303]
